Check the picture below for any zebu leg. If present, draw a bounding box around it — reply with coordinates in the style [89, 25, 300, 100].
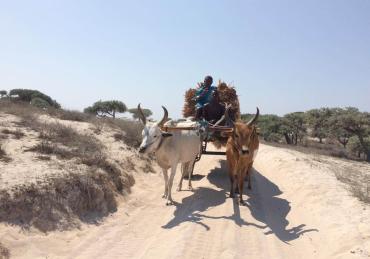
[246, 164, 253, 190]
[229, 173, 236, 198]
[188, 161, 195, 191]
[162, 168, 169, 198]
[238, 169, 246, 206]
[166, 164, 178, 205]
[177, 163, 186, 192]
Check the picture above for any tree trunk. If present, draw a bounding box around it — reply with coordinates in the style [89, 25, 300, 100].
[319, 138, 323, 144]
[113, 110, 116, 119]
[357, 135, 370, 162]
[338, 137, 348, 148]
[294, 133, 298, 145]
[284, 133, 292, 144]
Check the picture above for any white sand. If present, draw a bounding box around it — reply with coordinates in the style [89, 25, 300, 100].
[1, 141, 369, 259]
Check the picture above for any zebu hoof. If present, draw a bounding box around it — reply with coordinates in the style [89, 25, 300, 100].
[162, 194, 167, 199]
[239, 200, 246, 206]
[176, 186, 182, 192]
[166, 200, 174, 206]
[229, 193, 235, 198]
[188, 186, 193, 191]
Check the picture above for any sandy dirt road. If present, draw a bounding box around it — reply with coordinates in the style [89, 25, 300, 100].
[1, 144, 370, 259]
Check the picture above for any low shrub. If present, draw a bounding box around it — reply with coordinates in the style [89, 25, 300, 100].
[0, 242, 10, 259]
[1, 129, 25, 139]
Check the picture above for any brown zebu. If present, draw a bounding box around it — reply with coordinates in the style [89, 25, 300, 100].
[226, 108, 259, 205]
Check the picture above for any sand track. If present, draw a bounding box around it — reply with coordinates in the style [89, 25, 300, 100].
[1, 144, 370, 259]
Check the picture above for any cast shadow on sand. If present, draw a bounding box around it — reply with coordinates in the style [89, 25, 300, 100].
[163, 160, 318, 243]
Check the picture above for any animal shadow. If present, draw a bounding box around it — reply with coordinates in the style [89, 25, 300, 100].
[208, 160, 318, 243]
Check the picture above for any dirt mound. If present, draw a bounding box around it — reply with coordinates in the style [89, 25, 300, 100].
[0, 159, 134, 232]
[0, 103, 147, 232]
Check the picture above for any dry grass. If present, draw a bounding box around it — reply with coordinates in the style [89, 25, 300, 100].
[50, 109, 92, 122]
[1, 129, 25, 139]
[35, 155, 51, 161]
[0, 171, 121, 232]
[104, 118, 143, 148]
[262, 140, 362, 162]
[0, 144, 11, 163]
[0, 98, 91, 123]
[90, 119, 104, 135]
[0, 99, 41, 117]
[113, 132, 125, 141]
[25, 141, 74, 160]
[0, 99, 143, 148]
[335, 166, 370, 203]
[0, 243, 10, 259]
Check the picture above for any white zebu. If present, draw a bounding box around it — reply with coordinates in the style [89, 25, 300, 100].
[163, 118, 201, 192]
[137, 104, 201, 205]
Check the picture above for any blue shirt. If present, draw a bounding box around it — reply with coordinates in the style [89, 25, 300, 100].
[195, 85, 216, 108]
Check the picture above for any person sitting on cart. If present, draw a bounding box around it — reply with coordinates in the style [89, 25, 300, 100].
[202, 90, 226, 124]
[194, 75, 217, 120]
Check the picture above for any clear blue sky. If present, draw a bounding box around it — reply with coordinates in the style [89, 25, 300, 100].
[1, 0, 369, 119]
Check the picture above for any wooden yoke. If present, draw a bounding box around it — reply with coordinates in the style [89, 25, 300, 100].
[161, 125, 233, 134]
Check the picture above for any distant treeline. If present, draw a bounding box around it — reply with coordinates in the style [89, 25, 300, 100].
[0, 89, 153, 120]
[242, 108, 370, 162]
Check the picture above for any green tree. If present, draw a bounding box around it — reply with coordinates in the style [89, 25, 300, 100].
[306, 108, 332, 143]
[333, 107, 370, 162]
[257, 115, 284, 142]
[8, 89, 60, 108]
[348, 136, 370, 159]
[0, 90, 7, 98]
[128, 108, 153, 120]
[30, 97, 50, 109]
[328, 108, 352, 148]
[282, 112, 307, 145]
[84, 100, 127, 118]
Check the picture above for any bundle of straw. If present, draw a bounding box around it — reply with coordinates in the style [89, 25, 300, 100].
[216, 81, 240, 121]
[182, 88, 197, 118]
[182, 80, 240, 120]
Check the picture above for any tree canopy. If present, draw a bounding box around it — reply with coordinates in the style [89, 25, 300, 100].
[8, 89, 60, 108]
[84, 100, 127, 118]
[306, 108, 332, 143]
[241, 107, 370, 162]
[0, 90, 7, 97]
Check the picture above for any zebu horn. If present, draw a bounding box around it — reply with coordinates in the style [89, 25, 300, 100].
[224, 103, 235, 128]
[137, 103, 147, 125]
[247, 107, 260, 126]
[158, 106, 169, 127]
